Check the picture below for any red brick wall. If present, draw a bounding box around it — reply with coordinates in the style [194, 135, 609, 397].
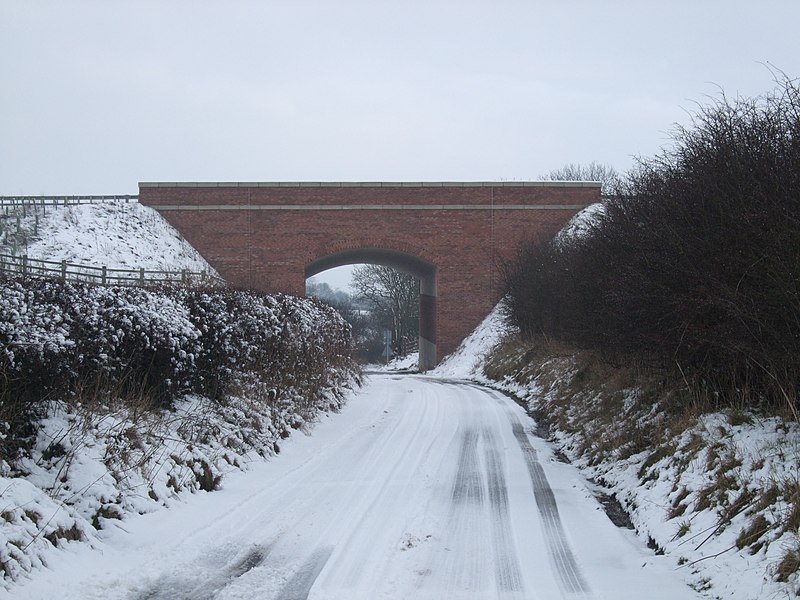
[139, 183, 599, 363]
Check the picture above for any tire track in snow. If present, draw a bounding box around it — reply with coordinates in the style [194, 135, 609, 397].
[420, 384, 535, 598]
[482, 427, 524, 592]
[428, 423, 488, 597]
[451, 428, 484, 505]
[505, 409, 591, 597]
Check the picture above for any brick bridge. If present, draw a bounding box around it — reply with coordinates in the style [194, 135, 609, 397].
[138, 182, 599, 370]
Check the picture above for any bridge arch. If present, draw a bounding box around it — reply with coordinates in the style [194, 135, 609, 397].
[138, 181, 600, 370]
[305, 247, 437, 369]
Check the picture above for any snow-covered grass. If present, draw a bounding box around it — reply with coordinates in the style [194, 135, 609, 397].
[434, 304, 800, 600]
[1, 200, 215, 274]
[1, 381, 357, 587]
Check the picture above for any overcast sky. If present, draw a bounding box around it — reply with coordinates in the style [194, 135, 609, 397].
[3, 1, 799, 289]
[3, 0, 799, 196]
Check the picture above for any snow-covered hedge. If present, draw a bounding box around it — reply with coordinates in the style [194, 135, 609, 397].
[0, 276, 356, 460]
[0, 276, 358, 587]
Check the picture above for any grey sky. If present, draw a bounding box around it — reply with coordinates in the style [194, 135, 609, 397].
[3, 1, 799, 196]
[3, 1, 799, 289]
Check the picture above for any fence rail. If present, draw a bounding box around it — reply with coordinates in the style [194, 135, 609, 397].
[0, 253, 224, 287]
[0, 195, 139, 208]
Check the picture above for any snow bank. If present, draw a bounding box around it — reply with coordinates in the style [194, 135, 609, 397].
[367, 352, 419, 372]
[17, 201, 215, 273]
[1, 379, 358, 590]
[513, 365, 800, 600]
[0, 476, 92, 584]
[555, 201, 604, 244]
[430, 301, 514, 379]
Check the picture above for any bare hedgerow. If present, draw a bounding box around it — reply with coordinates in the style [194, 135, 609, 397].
[505, 73, 800, 414]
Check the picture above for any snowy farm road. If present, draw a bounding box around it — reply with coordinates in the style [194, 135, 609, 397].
[10, 375, 698, 600]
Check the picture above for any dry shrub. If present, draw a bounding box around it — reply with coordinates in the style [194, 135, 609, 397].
[504, 74, 800, 415]
[484, 334, 694, 467]
[736, 514, 772, 552]
[776, 545, 800, 582]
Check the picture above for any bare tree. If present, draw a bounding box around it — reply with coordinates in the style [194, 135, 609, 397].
[541, 161, 622, 195]
[351, 265, 419, 356]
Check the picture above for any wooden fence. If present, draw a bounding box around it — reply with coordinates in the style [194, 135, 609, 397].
[0, 254, 224, 287]
[0, 195, 138, 208]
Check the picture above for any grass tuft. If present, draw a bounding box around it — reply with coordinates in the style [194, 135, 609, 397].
[776, 546, 800, 582]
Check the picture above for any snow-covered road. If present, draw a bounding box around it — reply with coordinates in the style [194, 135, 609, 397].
[9, 375, 698, 600]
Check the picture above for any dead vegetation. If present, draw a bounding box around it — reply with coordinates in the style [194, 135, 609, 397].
[483, 334, 800, 589]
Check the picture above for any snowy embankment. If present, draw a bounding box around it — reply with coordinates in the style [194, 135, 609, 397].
[432, 303, 800, 600]
[430, 302, 511, 379]
[0, 201, 359, 589]
[4, 200, 215, 274]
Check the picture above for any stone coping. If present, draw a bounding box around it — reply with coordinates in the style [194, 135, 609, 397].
[144, 204, 591, 211]
[139, 181, 602, 189]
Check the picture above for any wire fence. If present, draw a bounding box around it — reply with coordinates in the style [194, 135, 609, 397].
[0, 254, 224, 288]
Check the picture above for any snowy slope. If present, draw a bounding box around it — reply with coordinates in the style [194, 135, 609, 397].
[431, 301, 513, 379]
[556, 201, 605, 243]
[10, 200, 215, 273]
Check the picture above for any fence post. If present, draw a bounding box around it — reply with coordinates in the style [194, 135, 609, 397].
[139, 267, 145, 283]
[181, 269, 187, 284]
[102, 266, 107, 285]
[22, 255, 28, 277]
[61, 260, 67, 280]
